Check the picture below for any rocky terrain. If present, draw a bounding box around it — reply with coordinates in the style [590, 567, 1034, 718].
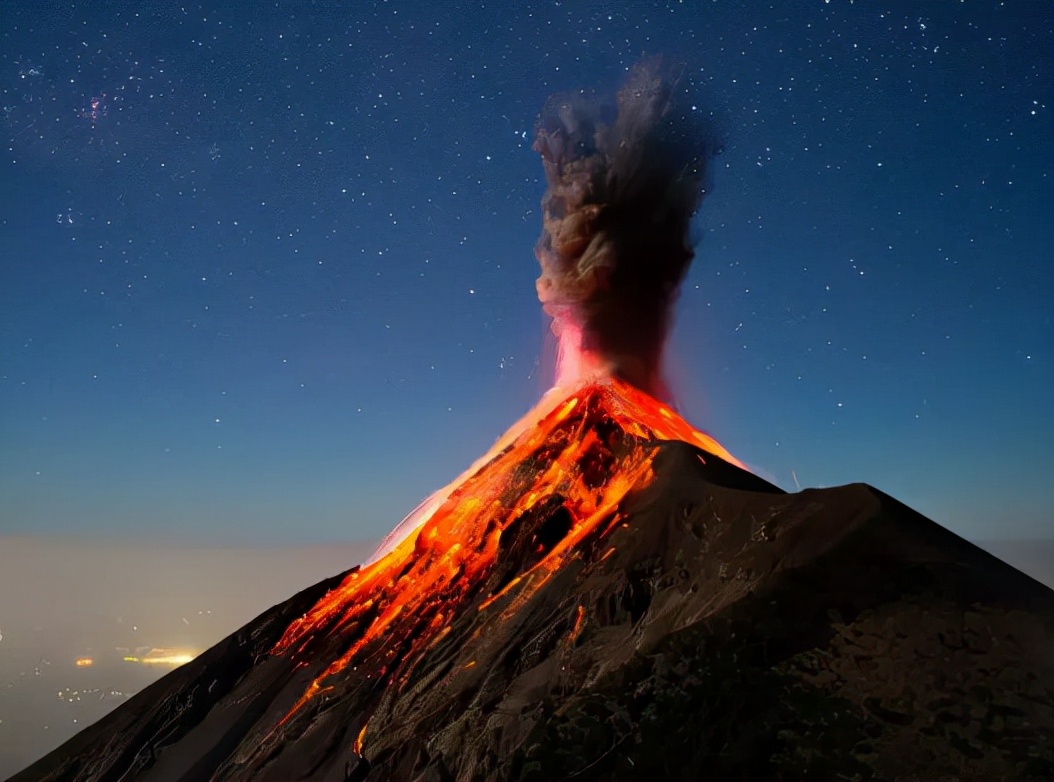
[12, 382, 1053, 782]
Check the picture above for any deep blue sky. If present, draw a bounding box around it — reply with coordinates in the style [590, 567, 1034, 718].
[1, 1, 1050, 544]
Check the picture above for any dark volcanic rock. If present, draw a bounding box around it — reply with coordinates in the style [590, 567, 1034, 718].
[11, 391, 1054, 782]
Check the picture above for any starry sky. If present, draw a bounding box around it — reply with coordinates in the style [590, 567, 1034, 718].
[1, 1, 1050, 546]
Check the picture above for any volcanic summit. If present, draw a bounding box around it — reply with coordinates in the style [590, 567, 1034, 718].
[11, 63, 1053, 782]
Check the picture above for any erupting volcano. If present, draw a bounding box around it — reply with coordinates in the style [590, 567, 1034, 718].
[12, 63, 1053, 782]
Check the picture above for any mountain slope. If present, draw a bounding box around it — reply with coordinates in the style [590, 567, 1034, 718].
[12, 382, 1053, 782]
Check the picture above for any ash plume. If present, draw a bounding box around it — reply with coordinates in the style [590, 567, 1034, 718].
[533, 59, 719, 400]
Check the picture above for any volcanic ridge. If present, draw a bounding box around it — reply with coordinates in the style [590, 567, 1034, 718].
[12, 378, 1054, 781]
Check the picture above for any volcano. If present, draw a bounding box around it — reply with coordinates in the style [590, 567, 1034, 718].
[11, 379, 1054, 781]
[11, 62, 1054, 781]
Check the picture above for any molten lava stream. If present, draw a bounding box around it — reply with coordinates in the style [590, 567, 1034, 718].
[268, 377, 740, 736]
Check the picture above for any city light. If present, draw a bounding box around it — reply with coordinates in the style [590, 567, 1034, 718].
[121, 648, 197, 666]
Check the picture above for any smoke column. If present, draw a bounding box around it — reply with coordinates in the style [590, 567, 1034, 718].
[533, 59, 719, 401]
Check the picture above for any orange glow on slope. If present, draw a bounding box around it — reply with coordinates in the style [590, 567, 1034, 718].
[270, 377, 742, 728]
[601, 380, 744, 470]
[567, 604, 587, 646]
[352, 723, 368, 755]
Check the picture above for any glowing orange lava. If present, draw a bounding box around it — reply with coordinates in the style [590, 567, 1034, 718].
[270, 378, 741, 731]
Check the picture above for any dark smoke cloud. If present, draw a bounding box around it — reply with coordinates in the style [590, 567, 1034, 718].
[533, 59, 720, 400]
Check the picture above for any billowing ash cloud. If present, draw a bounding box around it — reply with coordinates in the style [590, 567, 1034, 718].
[533, 59, 719, 400]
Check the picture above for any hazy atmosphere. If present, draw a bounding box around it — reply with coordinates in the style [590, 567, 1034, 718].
[0, 537, 375, 776]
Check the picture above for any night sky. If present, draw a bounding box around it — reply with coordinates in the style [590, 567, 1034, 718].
[1, 1, 1050, 546]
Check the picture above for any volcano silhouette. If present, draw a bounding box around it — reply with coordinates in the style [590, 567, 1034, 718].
[11, 379, 1054, 782]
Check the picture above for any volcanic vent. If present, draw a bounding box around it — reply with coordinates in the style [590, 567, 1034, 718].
[11, 63, 1053, 782]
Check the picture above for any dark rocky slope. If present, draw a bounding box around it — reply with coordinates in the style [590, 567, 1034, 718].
[12, 385, 1053, 782]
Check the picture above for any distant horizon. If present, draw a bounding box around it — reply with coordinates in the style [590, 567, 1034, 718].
[2, 533, 1051, 597]
[1, 527, 1051, 778]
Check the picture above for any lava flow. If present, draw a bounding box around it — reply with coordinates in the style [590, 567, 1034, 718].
[254, 60, 741, 756]
[266, 377, 742, 740]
